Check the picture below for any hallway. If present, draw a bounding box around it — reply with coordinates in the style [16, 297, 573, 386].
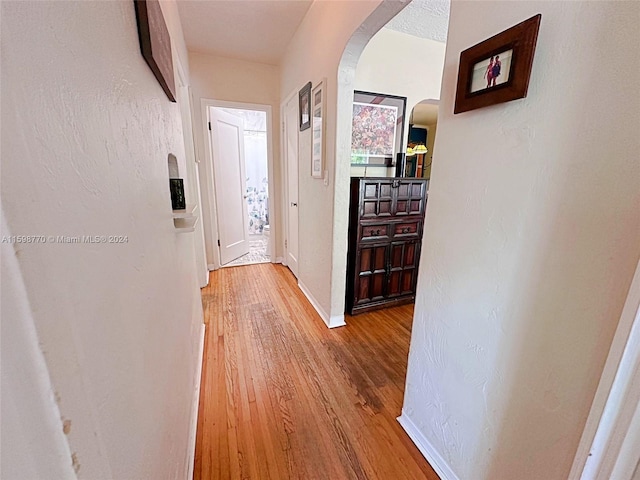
[194, 264, 439, 480]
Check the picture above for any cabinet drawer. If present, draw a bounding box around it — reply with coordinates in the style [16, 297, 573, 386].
[393, 221, 421, 239]
[359, 223, 390, 242]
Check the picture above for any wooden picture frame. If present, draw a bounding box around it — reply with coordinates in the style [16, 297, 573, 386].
[311, 80, 325, 178]
[351, 91, 407, 166]
[299, 82, 312, 131]
[454, 14, 541, 114]
[134, 0, 176, 102]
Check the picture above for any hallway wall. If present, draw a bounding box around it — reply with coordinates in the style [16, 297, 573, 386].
[402, 2, 640, 479]
[189, 53, 282, 265]
[1, 1, 203, 477]
[279, 0, 386, 324]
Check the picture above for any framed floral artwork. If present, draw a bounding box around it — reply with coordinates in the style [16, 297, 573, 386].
[351, 91, 406, 166]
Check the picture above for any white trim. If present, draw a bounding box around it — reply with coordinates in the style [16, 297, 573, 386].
[297, 280, 346, 329]
[328, 314, 347, 329]
[186, 323, 206, 480]
[200, 99, 222, 270]
[175, 59, 208, 287]
[207, 263, 216, 272]
[571, 259, 640, 480]
[281, 89, 298, 277]
[397, 411, 460, 480]
[273, 256, 284, 264]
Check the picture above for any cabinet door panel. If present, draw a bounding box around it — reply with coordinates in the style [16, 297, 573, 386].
[387, 241, 420, 298]
[361, 180, 393, 219]
[394, 180, 427, 217]
[355, 244, 388, 304]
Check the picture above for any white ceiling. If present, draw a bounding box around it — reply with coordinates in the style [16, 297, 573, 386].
[385, 0, 450, 43]
[177, 0, 313, 65]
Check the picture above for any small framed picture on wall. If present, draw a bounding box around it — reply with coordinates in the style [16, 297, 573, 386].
[454, 14, 541, 114]
[311, 80, 325, 178]
[299, 82, 312, 131]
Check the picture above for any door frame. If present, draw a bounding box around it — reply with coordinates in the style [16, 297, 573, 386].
[280, 89, 298, 273]
[175, 58, 208, 287]
[569, 258, 640, 479]
[201, 99, 276, 270]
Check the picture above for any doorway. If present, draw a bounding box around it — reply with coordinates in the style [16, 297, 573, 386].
[205, 102, 275, 268]
[406, 100, 439, 183]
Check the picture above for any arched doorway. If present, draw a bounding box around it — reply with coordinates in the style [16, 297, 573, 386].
[330, 0, 449, 319]
[406, 99, 439, 180]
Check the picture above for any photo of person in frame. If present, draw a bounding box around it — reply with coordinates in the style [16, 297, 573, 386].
[470, 49, 513, 93]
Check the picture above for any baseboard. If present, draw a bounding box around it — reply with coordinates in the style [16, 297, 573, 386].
[397, 411, 460, 480]
[298, 280, 329, 326]
[328, 314, 346, 328]
[297, 280, 345, 329]
[207, 263, 217, 271]
[273, 256, 284, 264]
[186, 324, 206, 480]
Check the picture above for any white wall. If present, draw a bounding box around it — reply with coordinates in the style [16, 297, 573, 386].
[401, 1, 640, 479]
[189, 53, 282, 266]
[1, 214, 77, 479]
[351, 27, 446, 177]
[1, 1, 203, 478]
[280, 0, 394, 324]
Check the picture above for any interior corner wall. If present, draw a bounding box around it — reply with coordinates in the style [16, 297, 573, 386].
[351, 27, 446, 178]
[1, 1, 203, 478]
[280, 0, 393, 322]
[188, 52, 282, 265]
[401, 1, 640, 479]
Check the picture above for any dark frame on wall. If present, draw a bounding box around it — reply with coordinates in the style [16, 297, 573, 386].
[133, 0, 176, 102]
[299, 82, 312, 131]
[351, 91, 407, 166]
[454, 14, 541, 114]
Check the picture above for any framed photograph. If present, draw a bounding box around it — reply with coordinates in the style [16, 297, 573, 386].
[311, 80, 325, 178]
[299, 82, 312, 131]
[454, 14, 541, 114]
[133, 0, 176, 102]
[351, 91, 406, 166]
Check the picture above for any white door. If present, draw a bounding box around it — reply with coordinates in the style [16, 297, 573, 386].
[284, 96, 299, 277]
[209, 108, 250, 265]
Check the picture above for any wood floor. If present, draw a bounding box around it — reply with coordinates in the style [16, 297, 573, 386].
[194, 263, 439, 480]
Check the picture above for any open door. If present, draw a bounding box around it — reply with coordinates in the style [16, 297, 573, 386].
[209, 108, 250, 265]
[284, 95, 299, 278]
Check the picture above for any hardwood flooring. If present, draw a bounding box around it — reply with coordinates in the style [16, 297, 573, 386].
[194, 263, 439, 480]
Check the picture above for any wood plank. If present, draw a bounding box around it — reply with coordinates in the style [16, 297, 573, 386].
[194, 264, 439, 480]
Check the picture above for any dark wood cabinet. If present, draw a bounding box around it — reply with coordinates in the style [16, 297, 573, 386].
[346, 177, 428, 315]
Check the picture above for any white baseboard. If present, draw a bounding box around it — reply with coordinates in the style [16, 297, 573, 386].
[397, 411, 460, 480]
[186, 324, 206, 480]
[328, 314, 346, 328]
[207, 263, 217, 271]
[273, 256, 284, 264]
[297, 281, 346, 329]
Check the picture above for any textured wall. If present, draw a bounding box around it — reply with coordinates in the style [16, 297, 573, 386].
[1, 1, 203, 477]
[188, 52, 282, 265]
[402, 1, 640, 479]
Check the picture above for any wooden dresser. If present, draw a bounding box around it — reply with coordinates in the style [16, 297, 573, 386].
[345, 177, 428, 315]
